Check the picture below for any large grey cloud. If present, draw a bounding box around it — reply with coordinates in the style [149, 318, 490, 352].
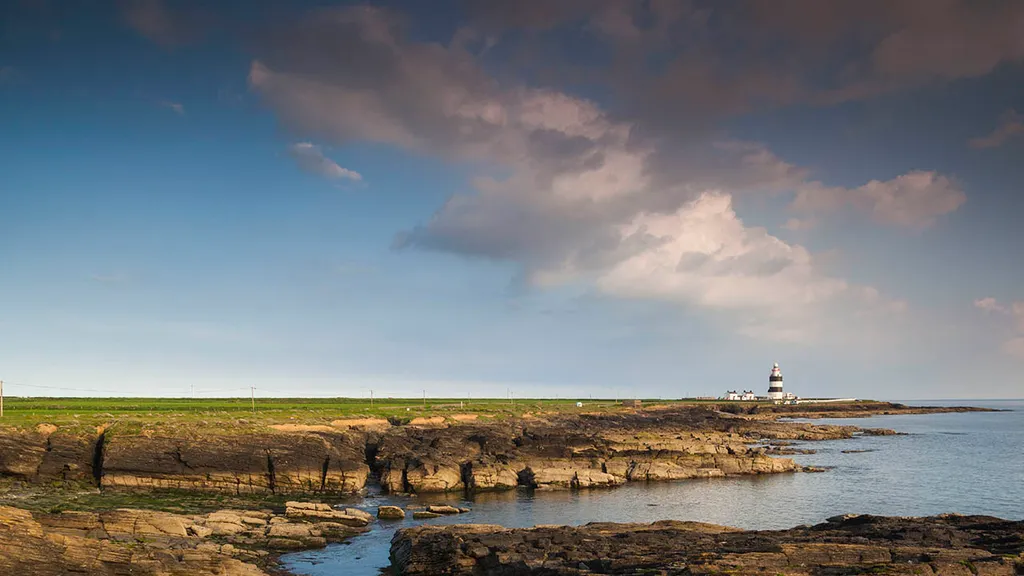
[246, 4, 976, 343]
[465, 0, 1024, 123]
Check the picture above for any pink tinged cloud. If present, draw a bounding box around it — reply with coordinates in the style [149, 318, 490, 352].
[791, 171, 966, 229]
[974, 298, 1024, 358]
[969, 110, 1024, 149]
[247, 6, 936, 345]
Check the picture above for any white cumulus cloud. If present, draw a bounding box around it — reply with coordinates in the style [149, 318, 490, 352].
[287, 142, 362, 181]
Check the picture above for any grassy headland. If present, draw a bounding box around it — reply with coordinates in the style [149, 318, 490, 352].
[0, 396, 732, 431]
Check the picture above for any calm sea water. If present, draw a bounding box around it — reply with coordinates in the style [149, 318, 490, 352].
[283, 399, 1023, 575]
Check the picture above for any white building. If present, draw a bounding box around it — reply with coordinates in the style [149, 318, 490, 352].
[723, 390, 741, 401]
[740, 390, 757, 401]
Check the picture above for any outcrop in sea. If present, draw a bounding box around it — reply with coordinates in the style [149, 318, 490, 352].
[390, 514, 1024, 575]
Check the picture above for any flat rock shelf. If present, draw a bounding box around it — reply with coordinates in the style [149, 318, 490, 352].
[390, 514, 1024, 575]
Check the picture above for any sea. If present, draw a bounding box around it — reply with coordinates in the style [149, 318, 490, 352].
[282, 399, 1024, 575]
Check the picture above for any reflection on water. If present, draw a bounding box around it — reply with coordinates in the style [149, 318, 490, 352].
[284, 400, 1023, 575]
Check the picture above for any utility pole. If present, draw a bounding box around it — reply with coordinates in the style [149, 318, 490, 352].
[190, 382, 194, 400]
[370, 389, 374, 407]
[250, 385, 256, 414]
[1, 380, 4, 418]
[422, 389, 426, 408]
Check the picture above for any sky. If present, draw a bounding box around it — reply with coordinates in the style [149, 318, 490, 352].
[1, 0, 1023, 400]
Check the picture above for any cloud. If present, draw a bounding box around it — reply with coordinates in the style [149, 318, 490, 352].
[974, 297, 1008, 315]
[969, 110, 1024, 149]
[465, 0, 1024, 125]
[1003, 338, 1024, 359]
[592, 193, 899, 343]
[287, 143, 362, 181]
[975, 298, 1024, 358]
[249, 6, 922, 344]
[782, 217, 817, 232]
[159, 100, 184, 115]
[120, 0, 211, 47]
[791, 171, 966, 229]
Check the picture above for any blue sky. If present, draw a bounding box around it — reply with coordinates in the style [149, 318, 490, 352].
[2, 0, 1023, 399]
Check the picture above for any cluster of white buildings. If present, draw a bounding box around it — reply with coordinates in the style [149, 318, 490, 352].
[722, 363, 798, 404]
[723, 390, 757, 401]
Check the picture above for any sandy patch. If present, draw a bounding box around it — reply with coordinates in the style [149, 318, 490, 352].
[330, 418, 391, 430]
[270, 424, 336, 433]
[35, 423, 58, 436]
[408, 416, 446, 427]
[449, 414, 478, 422]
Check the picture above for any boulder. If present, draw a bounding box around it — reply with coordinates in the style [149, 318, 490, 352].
[425, 505, 460, 515]
[378, 506, 406, 520]
[268, 523, 313, 539]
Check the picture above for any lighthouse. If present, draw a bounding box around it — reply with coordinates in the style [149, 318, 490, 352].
[767, 362, 784, 401]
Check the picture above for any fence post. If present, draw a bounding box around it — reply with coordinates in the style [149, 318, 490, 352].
[250, 385, 255, 413]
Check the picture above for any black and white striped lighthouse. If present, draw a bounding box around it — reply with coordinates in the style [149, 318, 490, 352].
[767, 362, 784, 400]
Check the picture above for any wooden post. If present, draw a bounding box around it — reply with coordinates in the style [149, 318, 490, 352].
[250, 385, 255, 413]
[370, 389, 373, 407]
[422, 389, 426, 408]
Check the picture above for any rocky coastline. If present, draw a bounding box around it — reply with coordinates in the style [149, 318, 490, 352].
[2, 402, 976, 497]
[0, 401, 1000, 575]
[0, 501, 374, 576]
[390, 514, 1024, 575]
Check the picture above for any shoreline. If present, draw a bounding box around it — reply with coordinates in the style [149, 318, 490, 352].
[389, 514, 1024, 575]
[0, 401, 1005, 575]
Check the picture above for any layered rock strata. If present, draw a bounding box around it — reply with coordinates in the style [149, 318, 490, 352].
[0, 403, 972, 497]
[373, 408, 852, 494]
[102, 430, 370, 494]
[391, 514, 1024, 575]
[0, 502, 370, 576]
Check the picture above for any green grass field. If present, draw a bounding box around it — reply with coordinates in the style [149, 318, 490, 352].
[0, 396, 719, 431]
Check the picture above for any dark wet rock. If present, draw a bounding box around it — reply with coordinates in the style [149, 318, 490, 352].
[102, 430, 369, 495]
[391, 514, 1024, 575]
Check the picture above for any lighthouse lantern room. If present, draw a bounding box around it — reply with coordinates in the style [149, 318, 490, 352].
[767, 362, 784, 401]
